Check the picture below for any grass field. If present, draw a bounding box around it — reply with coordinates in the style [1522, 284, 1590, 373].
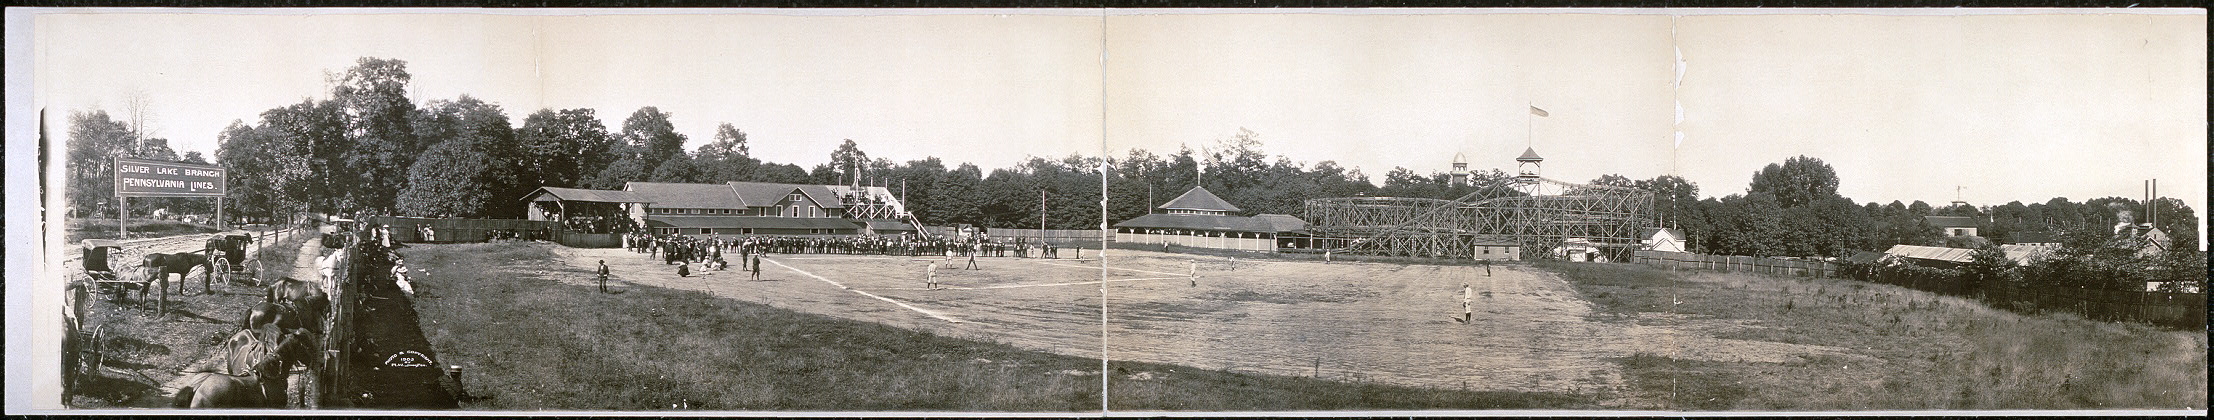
[404, 243, 1588, 411]
[1539, 261, 2207, 410]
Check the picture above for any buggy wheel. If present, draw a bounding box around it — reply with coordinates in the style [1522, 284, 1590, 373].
[249, 258, 265, 286]
[211, 258, 232, 289]
[84, 325, 105, 377]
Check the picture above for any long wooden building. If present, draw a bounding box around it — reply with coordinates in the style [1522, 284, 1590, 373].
[523, 181, 923, 237]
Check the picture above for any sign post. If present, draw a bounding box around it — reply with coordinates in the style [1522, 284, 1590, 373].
[115, 156, 228, 317]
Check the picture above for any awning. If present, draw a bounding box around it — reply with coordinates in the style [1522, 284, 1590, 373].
[646, 216, 862, 230]
[523, 187, 652, 203]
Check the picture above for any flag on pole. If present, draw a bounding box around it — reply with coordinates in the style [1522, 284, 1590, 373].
[1529, 106, 1549, 117]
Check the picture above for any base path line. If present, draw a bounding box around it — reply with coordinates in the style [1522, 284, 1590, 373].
[1037, 261, 1188, 278]
[762, 258, 966, 324]
[970, 276, 1185, 290]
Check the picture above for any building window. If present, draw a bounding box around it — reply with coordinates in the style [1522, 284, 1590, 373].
[700, 228, 712, 234]
[787, 207, 797, 217]
[788, 193, 802, 203]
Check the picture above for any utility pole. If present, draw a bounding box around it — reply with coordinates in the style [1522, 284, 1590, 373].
[1040, 189, 1048, 245]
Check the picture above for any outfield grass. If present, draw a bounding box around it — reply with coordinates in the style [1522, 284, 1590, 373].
[1539, 261, 2207, 411]
[407, 243, 1591, 412]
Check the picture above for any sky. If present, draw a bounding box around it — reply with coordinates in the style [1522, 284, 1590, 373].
[28, 9, 2207, 245]
[33, 10, 1106, 172]
[1104, 10, 2204, 247]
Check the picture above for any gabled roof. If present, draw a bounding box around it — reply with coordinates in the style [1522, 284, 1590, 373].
[626, 182, 747, 209]
[1924, 216, 1979, 228]
[1883, 244, 1976, 263]
[1640, 227, 1683, 240]
[1158, 186, 1242, 213]
[1515, 147, 1544, 162]
[724, 182, 848, 209]
[524, 186, 651, 203]
[645, 216, 861, 230]
[1114, 213, 1305, 233]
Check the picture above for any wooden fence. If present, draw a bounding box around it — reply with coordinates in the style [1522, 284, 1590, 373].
[368, 216, 555, 243]
[1631, 250, 1838, 278]
[551, 229, 624, 248]
[924, 226, 1104, 246]
[317, 238, 358, 407]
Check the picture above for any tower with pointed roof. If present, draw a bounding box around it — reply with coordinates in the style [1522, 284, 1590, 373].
[1515, 147, 1544, 181]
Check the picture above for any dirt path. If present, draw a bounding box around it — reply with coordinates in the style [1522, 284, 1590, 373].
[337, 247, 460, 409]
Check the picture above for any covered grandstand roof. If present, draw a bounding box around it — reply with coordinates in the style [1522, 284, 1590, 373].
[523, 186, 652, 203]
[645, 216, 863, 230]
[626, 182, 748, 209]
[1158, 186, 1242, 213]
[1114, 213, 1305, 233]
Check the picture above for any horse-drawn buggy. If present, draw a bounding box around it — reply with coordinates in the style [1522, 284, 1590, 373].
[62, 278, 106, 399]
[79, 239, 154, 301]
[205, 233, 261, 286]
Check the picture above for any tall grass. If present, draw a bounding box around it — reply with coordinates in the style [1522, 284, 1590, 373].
[1541, 261, 2207, 410]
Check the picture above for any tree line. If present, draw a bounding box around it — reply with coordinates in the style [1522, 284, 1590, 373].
[63, 56, 2200, 266]
[64, 57, 1107, 230]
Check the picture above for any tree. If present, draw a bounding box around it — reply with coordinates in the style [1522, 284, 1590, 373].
[333, 57, 421, 212]
[397, 96, 522, 217]
[829, 139, 869, 185]
[65, 110, 136, 217]
[1589, 174, 1635, 188]
[703, 123, 750, 158]
[1748, 155, 1841, 208]
[622, 107, 688, 164]
[515, 108, 613, 189]
[215, 120, 285, 222]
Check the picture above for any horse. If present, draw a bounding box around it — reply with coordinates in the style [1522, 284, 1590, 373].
[240, 301, 303, 333]
[144, 253, 213, 295]
[265, 277, 330, 332]
[174, 331, 314, 408]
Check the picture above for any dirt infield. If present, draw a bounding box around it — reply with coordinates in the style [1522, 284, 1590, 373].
[551, 246, 1108, 359]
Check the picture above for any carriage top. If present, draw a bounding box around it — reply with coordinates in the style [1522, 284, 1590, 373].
[81, 239, 126, 250]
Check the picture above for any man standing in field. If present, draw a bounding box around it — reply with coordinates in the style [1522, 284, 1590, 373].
[597, 260, 610, 293]
[965, 244, 980, 270]
[1189, 260, 1199, 287]
[1457, 283, 1475, 324]
[749, 254, 763, 281]
[926, 261, 941, 290]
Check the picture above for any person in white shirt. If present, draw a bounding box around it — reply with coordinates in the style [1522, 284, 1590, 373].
[926, 261, 941, 290]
